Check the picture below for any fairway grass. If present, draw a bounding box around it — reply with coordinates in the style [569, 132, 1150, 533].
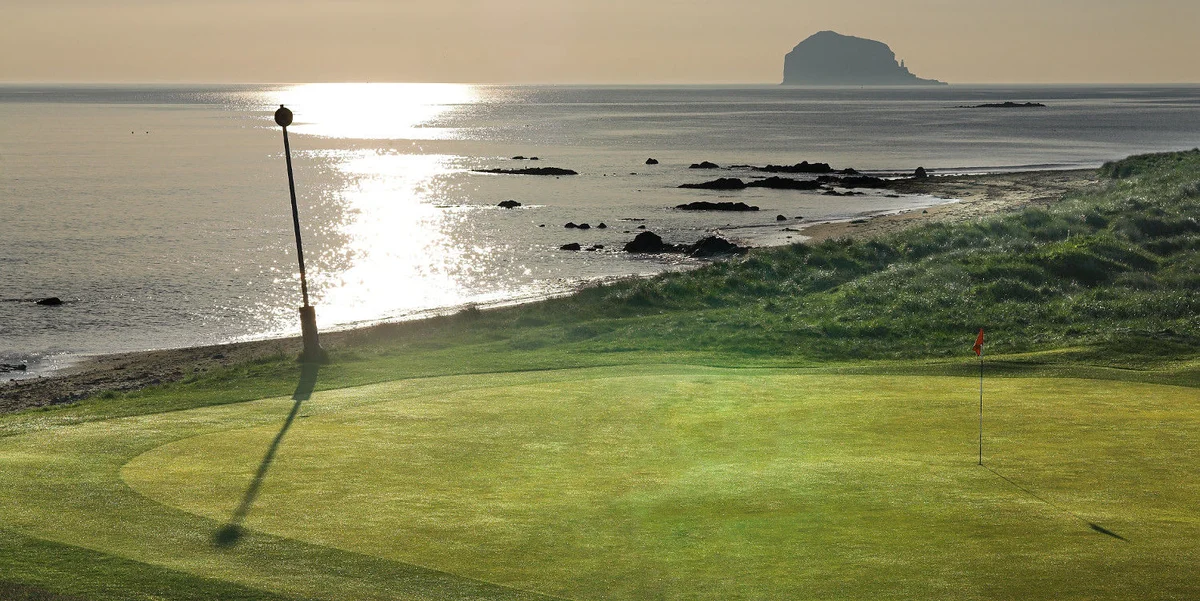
[3, 366, 1198, 600]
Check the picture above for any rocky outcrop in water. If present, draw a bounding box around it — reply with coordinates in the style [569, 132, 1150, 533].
[782, 31, 945, 86]
[679, 177, 825, 191]
[475, 167, 576, 176]
[689, 236, 747, 257]
[624, 232, 682, 253]
[755, 162, 833, 174]
[958, 102, 1046, 108]
[817, 174, 890, 188]
[623, 232, 748, 256]
[748, 177, 824, 190]
[679, 178, 747, 190]
[676, 201, 760, 211]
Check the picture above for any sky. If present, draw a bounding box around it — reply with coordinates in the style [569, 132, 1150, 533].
[3, 0, 1199, 84]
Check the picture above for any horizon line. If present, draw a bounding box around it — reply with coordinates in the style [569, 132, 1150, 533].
[3, 80, 1200, 87]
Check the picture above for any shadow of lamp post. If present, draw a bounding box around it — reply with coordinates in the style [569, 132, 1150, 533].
[275, 105, 327, 363]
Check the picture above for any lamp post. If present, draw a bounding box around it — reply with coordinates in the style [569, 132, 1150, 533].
[274, 105, 325, 363]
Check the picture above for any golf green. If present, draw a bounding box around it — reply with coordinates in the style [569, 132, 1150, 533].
[4, 366, 1199, 600]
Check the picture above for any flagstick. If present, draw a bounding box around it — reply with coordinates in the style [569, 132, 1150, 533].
[978, 346, 984, 466]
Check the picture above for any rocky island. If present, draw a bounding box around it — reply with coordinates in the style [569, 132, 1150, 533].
[782, 31, 945, 86]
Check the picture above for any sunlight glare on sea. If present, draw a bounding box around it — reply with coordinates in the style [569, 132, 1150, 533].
[309, 151, 482, 327]
[255, 83, 503, 331]
[266, 83, 479, 140]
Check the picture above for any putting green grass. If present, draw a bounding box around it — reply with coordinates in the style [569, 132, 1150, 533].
[3, 365, 1198, 600]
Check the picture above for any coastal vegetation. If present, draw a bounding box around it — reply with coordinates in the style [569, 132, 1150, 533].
[0, 151, 1197, 600]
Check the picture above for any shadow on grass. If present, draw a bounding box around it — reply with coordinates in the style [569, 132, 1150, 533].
[983, 465, 1129, 543]
[1088, 522, 1129, 542]
[0, 581, 90, 601]
[214, 362, 319, 548]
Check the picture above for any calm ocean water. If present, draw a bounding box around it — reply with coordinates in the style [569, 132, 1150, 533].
[2, 84, 1199, 373]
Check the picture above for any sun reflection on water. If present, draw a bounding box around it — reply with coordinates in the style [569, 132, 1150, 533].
[255, 83, 497, 330]
[306, 151, 482, 328]
[269, 83, 477, 140]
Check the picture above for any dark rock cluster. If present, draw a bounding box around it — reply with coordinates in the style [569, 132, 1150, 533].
[816, 174, 889, 188]
[678, 177, 823, 191]
[755, 161, 833, 174]
[675, 201, 760, 211]
[679, 178, 748, 191]
[623, 232, 748, 257]
[474, 167, 577, 176]
[958, 102, 1046, 109]
[750, 176, 824, 190]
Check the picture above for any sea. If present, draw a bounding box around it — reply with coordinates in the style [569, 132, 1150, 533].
[2, 84, 1200, 375]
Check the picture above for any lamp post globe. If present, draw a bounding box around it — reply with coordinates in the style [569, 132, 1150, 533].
[274, 105, 293, 128]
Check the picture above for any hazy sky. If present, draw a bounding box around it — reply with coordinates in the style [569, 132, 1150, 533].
[3, 0, 1198, 84]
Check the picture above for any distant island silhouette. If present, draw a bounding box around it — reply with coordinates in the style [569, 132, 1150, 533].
[957, 101, 1047, 108]
[782, 31, 946, 86]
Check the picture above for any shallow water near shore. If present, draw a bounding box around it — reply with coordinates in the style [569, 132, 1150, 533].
[2, 84, 1199, 372]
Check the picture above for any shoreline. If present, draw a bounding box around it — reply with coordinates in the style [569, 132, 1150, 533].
[0, 283, 618, 414]
[794, 168, 1098, 242]
[0, 166, 1101, 415]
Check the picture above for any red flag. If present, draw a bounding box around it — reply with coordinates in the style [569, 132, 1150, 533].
[973, 328, 985, 356]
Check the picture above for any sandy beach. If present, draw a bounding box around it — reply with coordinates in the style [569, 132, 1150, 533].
[0, 167, 1101, 415]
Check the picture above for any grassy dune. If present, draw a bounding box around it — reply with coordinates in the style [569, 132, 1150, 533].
[1, 151, 1198, 599]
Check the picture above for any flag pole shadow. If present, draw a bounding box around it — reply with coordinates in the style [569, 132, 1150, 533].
[214, 362, 319, 547]
[983, 465, 1129, 543]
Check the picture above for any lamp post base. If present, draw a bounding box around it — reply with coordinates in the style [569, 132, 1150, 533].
[298, 305, 328, 364]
